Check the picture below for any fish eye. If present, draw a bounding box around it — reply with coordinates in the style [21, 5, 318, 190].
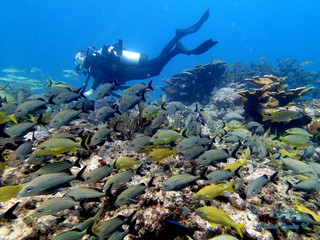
[164, 184, 168, 188]
[120, 197, 125, 201]
[54, 120, 58, 123]
[18, 109, 22, 113]
[37, 209, 43, 213]
[41, 146, 46, 149]
[27, 186, 33, 192]
[15, 156, 21, 161]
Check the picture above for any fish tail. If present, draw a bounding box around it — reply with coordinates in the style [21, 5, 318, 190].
[128, 217, 139, 236]
[270, 172, 278, 185]
[148, 175, 155, 187]
[81, 135, 91, 151]
[286, 180, 292, 193]
[199, 166, 208, 180]
[147, 80, 154, 91]
[231, 140, 242, 158]
[86, 218, 99, 237]
[8, 114, 18, 124]
[74, 157, 82, 168]
[105, 183, 114, 197]
[241, 158, 249, 166]
[126, 210, 137, 225]
[0, 122, 10, 138]
[234, 223, 245, 238]
[45, 77, 52, 87]
[47, 95, 55, 105]
[234, 166, 242, 178]
[35, 114, 47, 126]
[226, 180, 235, 193]
[171, 146, 177, 156]
[161, 101, 167, 111]
[76, 166, 87, 181]
[243, 146, 251, 162]
[3, 202, 19, 219]
[262, 114, 270, 122]
[115, 105, 122, 115]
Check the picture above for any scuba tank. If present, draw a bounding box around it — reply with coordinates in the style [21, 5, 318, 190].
[122, 50, 148, 65]
[117, 39, 148, 65]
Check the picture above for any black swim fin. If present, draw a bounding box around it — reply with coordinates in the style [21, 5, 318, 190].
[175, 39, 217, 55]
[176, 9, 210, 37]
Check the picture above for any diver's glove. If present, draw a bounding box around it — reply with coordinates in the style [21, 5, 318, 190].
[84, 89, 94, 97]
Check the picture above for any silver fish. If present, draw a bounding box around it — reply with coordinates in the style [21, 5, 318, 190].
[184, 145, 207, 160]
[246, 172, 277, 198]
[281, 157, 318, 179]
[33, 197, 79, 217]
[119, 93, 145, 112]
[33, 160, 79, 178]
[103, 170, 134, 190]
[127, 136, 151, 152]
[9, 139, 33, 166]
[286, 180, 320, 193]
[14, 99, 48, 118]
[196, 149, 229, 165]
[64, 187, 106, 201]
[95, 215, 126, 239]
[114, 179, 153, 207]
[94, 105, 121, 122]
[49, 109, 82, 128]
[53, 91, 81, 104]
[89, 127, 113, 146]
[84, 164, 113, 183]
[52, 229, 87, 240]
[161, 174, 200, 191]
[124, 80, 153, 95]
[96, 82, 116, 99]
[206, 169, 237, 184]
[18, 167, 85, 197]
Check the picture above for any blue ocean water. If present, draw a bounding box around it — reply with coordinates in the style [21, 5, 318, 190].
[1, 0, 319, 99]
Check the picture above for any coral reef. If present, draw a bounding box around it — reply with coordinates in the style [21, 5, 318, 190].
[237, 74, 313, 123]
[161, 60, 226, 105]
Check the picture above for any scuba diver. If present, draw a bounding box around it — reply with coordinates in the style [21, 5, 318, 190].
[75, 9, 217, 96]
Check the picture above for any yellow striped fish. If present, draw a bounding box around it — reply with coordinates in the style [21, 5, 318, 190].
[195, 206, 245, 238]
[194, 181, 234, 200]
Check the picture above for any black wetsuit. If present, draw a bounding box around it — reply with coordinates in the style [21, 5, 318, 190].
[80, 9, 217, 91]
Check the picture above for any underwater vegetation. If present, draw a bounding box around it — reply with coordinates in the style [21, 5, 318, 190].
[0, 58, 319, 240]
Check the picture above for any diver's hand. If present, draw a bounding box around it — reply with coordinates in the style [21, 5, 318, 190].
[84, 89, 94, 97]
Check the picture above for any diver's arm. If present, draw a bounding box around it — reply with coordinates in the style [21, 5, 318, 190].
[90, 77, 101, 91]
[84, 76, 100, 96]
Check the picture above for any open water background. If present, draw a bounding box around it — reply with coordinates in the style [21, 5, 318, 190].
[1, 0, 319, 97]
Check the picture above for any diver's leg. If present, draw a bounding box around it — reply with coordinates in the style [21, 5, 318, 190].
[176, 9, 210, 37]
[124, 39, 217, 80]
[158, 9, 211, 57]
[174, 39, 217, 55]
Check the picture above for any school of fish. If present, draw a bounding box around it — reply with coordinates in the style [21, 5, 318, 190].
[0, 64, 320, 240]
